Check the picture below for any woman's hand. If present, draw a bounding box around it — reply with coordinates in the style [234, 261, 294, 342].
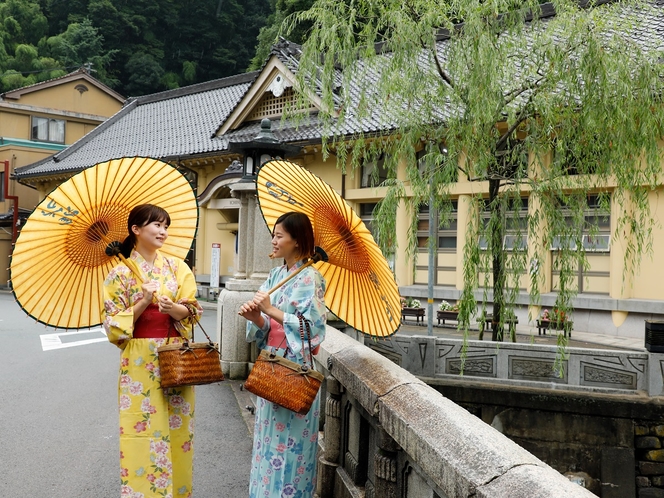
[157, 294, 174, 314]
[157, 295, 189, 321]
[141, 280, 159, 304]
[251, 291, 284, 325]
[239, 300, 264, 326]
[252, 291, 272, 313]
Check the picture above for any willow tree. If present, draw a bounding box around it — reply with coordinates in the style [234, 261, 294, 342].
[287, 0, 664, 347]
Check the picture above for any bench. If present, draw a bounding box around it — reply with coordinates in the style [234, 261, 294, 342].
[537, 319, 573, 338]
[437, 310, 460, 325]
[401, 307, 425, 323]
[479, 314, 518, 342]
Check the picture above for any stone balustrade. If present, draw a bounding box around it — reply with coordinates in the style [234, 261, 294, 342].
[314, 327, 594, 497]
[368, 333, 660, 396]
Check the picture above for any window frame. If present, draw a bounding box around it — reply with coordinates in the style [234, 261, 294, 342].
[549, 194, 611, 253]
[31, 116, 65, 144]
[360, 154, 388, 188]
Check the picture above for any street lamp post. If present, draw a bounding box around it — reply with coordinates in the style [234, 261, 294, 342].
[228, 118, 301, 181]
[219, 119, 301, 379]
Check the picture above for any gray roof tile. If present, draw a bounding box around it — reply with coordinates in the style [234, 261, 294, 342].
[15, 72, 258, 179]
[15, 1, 664, 180]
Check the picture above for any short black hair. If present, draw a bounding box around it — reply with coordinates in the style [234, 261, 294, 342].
[274, 211, 314, 260]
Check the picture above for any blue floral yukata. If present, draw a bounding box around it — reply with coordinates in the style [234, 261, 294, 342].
[246, 260, 326, 498]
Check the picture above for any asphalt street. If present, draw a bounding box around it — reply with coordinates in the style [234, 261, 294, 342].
[0, 292, 253, 497]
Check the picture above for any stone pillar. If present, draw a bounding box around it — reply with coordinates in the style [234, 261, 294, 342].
[373, 425, 399, 498]
[218, 181, 279, 379]
[648, 353, 664, 397]
[318, 377, 342, 498]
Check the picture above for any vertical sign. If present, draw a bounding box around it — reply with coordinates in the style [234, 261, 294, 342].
[210, 243, 220, 288]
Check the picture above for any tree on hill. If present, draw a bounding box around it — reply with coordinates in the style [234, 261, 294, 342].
[288, 0, 664, 353]
[248, 0, 315, 70]
[0, 0, 272, 95]
[44, 18, 118, 87]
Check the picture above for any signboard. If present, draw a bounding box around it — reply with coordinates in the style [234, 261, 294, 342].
[210, 243, 220, 288]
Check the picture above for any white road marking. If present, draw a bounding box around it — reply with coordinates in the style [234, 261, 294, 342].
[40, 327, 107, 351]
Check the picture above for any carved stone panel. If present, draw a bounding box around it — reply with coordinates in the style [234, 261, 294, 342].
[446, 355, 496, 378]
[509, 357, 568, 384]
[581, 362, 637, 389]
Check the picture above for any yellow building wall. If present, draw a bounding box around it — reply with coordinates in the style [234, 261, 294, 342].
[631, 188, 664, 299]
[1, 107, 109, 144]
[12, 81, 122, 117]
[66, 121, 99, 144]
[197, 208, 237, 281]
[0, 147, 65, 210]
[0, 111, 31, 138]
[0, 77, 123, 289]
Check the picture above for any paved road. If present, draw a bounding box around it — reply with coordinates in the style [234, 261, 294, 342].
[0, 292, 253, 497]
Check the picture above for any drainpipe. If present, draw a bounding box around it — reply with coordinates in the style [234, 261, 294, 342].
[3, 160, 19, 244]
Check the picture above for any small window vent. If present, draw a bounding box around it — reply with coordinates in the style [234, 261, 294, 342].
[247, 88, 313, 121]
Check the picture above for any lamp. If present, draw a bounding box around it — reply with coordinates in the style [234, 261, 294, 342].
[228, 118, 301, 181]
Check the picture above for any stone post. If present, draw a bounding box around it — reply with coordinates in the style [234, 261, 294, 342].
[373, 424, 399, 498]
[648, 352, 664, 397]
[218, 181, 279, 379]
[318, 376, 342, 498]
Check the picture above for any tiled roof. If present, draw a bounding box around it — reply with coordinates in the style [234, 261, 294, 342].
[14, 72, 258, 179]
[14, 1, 664, 180]
[1, 67, 124, 103]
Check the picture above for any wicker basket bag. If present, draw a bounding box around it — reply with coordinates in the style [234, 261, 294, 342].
[244, 312, 322, 415]
[158, 319, 224, 389]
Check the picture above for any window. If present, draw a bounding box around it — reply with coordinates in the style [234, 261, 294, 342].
[359, 203, 378, 234]
[582, 234, 610, 252]
[550, 236, 577, 251]
[417, 144, 454, 181]
[360, 154, 388, 188]
[550, 195, 610, 253]
[31, 117, 65, 143]
[360, 202, 395, 270]
[480, 198, 528, 251]
[417, 201, 458, 251]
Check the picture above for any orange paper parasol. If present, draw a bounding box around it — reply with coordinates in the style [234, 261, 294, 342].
[10, 156, 198, 329]
[256, 159, 401, 338]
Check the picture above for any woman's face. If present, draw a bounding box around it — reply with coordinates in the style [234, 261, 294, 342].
[132, 219, 169, 251]
[271, 223, 299, 261]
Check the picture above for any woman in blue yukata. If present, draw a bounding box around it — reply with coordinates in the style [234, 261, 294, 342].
[239, 211, 326, 498]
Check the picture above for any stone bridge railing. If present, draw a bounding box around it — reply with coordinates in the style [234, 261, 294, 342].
[367, 332, 661, 397]
[313, 327, 594, 498]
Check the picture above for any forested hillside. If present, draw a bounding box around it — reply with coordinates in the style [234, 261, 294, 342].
[0, 0, 272, 97]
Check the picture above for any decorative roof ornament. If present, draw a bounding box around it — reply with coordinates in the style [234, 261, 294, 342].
[267, 72, 291, 98]
[225, 159, 243, 174]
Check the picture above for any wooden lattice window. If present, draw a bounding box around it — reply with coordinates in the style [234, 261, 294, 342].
[247, 88, 313, 120]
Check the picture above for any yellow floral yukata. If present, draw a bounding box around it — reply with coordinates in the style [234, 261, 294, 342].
[102, 250, 203, 498]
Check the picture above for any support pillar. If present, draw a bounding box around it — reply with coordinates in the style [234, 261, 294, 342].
[373, 425, 399, 498]
[318, 377, 342, 498]
[218, 181, 278, 379]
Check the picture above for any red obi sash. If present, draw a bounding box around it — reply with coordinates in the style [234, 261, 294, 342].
[266, 318, 286, 348]
[133, 304, 176, 338]
[266, 317, 320, 355]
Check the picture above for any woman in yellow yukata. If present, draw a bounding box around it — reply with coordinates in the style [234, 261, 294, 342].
[102, 204, 203, 498]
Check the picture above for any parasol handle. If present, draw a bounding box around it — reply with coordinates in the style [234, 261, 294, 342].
[266, 259, 314, 295]
[266, 247, 328, 295]
[104, 240, 146, 282]
[238, 247, 327, 316]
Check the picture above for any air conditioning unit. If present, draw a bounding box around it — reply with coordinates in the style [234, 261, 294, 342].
[645, 320, 664, 353]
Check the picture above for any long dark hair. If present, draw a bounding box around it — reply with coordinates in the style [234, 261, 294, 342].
[274, 211, 314, 261]
[119, 204, 171, 257]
